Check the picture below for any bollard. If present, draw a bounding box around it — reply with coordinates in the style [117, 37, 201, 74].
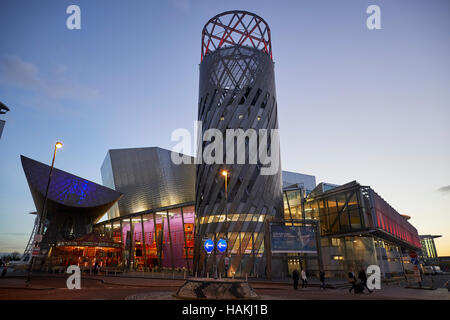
[195, 271, 197, 278]
[207, 272, 209, 279]
[245, 273, 248, 281]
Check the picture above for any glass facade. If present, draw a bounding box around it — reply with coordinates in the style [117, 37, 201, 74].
[94, 202, 195, 272]
[304, 182, 420, 249]
[283, 189, 304, 222]
[304, 185, 371, 236]
[419, 235, 441, 264]
[282, 181, 421, 279]
[92, 179, 422, 280]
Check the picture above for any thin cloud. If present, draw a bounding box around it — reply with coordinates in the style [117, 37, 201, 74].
[437, 185, 450, 194]
[169, 0, 191, 12]
[0, 55, 40, 89]
[0, 55, 100, 101]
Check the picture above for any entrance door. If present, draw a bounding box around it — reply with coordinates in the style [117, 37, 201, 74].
[287, 256, 303, 276]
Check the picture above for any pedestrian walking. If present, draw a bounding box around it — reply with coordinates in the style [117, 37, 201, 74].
[94, 261, 99, 275]
[358, 268, 372, 294]
[319, 270, 326, 289]
[292, 269, 299, 290]
[1, 262, 7, 278]
[348, 271, 357, 293]
[301, 269, 308, 288]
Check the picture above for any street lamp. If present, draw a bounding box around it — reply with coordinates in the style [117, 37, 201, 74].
[27, 141, 63, 285]
[221, 169, 229, 277]
[38, 141, 63, 236]
[221, 169, 228, 231]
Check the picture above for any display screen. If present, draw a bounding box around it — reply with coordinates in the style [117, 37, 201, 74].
[270, 225, 317, 253]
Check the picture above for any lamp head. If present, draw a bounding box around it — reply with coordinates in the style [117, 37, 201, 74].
[55, 142, 63, 149]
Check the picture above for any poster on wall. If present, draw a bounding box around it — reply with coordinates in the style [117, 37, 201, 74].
[270, 225, 317, 253]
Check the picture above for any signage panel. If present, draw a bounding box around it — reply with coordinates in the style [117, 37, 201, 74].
[270, 225, 317, 253]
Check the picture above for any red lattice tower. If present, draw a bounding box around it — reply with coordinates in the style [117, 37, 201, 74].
[201, 10, 272, 62]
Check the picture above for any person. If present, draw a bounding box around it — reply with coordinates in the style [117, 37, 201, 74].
[348, 271, 357, 293]
[94, 261, 99, 275]
[319, 270, 326, 289]
[1, 262, 7, 278]
[358, 268, 372, 294]
[292, 269, 299, 290]
[301, 269, 308, 288]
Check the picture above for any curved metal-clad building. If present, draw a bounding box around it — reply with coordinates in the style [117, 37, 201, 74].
[101, 147, 196, 219]
[21, 155, 122, 249]
[195, 11, 283, 277]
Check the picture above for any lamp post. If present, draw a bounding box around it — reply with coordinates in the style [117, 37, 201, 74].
[38, 141, 63, 236]
[221, 169, 229, 277]
[26, 141, 63, 285]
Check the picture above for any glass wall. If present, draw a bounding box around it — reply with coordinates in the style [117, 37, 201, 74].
[283, 189, 303, 222]
[305, 187, 367, 237]
[419, 236, 439, 263]
[94, 202, 196, 272]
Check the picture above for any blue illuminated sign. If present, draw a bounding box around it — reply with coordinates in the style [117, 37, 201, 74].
[217, 239, 227, 253]
[204, 239, 214, 253]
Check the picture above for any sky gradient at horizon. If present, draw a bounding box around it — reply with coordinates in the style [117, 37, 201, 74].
[0, 0, 449, 255]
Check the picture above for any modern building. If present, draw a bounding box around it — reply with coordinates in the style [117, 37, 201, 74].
[296, 181, 421, 279]
[94, 160, 423, 280]
[419, 234, 441, 265]
[19, 10, 428, 280]
[96, 146, 317, 274]
[98, 147, 195, 270]
[194, 10, 284, 277]
[21, 155, 122, 255]
[101, 147, 195, 219]
[282, 171, 316, 191]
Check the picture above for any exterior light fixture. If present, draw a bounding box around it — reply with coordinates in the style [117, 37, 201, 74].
[55, 142, 63, 149]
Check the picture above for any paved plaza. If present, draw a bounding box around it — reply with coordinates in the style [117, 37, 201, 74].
[0, 273, 448, 300]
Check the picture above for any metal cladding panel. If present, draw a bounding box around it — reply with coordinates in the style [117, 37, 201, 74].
[195, 40, 283, 275]
[102, 147, 195, 218]
[100, 151, 120, 219]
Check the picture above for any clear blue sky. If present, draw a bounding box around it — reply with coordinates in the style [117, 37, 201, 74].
[0, 0, 449, 255]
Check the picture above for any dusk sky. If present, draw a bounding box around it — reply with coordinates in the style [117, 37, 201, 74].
[0, 0, 449, 255]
